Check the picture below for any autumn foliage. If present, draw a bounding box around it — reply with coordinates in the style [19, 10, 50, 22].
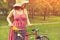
[27, 0, 60, 16]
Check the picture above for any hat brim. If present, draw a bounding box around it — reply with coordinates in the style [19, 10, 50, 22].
[16, 0, 29, 3]
[13, 4, 22, 7]
[13, 1, 29, 7]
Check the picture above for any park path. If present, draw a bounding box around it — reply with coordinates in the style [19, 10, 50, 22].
[32, 22, 60, 25]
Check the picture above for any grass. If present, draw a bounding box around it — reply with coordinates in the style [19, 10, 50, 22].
[0, 27, 9, 40]
[0, 16, 60, 40]
[27, 23, 60, 40]
[30, 16, 60, 23]
[0, 23, 60, 40]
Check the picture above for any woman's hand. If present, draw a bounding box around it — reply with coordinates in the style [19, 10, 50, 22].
[27, 24, 32, 27]
[8, 23, 13, 27]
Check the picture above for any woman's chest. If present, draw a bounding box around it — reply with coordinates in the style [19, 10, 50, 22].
[13, 13, 27, 20]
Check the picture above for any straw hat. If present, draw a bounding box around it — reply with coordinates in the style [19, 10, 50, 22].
[13, 0, 29, 7]
[16, 0, 29, 3]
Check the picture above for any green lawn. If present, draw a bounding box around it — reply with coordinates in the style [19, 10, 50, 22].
[0, 23, 60, 40]
[0, 16, 60, 40]
[27, 24, 60, 40]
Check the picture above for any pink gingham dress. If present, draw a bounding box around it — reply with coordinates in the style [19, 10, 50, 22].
[8, 10, 28, 40]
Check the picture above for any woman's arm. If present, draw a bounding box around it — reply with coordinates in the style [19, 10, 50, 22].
[7, 10, 13, 26]
[24, 9, 31, 25]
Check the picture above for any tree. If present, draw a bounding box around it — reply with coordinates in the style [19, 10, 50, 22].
[8, 0, 16, 10]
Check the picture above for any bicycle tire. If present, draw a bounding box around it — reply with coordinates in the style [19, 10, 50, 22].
[40, 35, 49, 40]
[36, 35, 49, 40]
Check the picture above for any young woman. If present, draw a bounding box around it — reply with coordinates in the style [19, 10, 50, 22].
[7, 1, 32, 40]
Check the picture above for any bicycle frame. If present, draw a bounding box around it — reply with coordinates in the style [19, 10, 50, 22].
[14, 28, 39, 40]
[14, 28, 49, 40]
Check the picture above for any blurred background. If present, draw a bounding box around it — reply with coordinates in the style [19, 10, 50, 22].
[0, 0, 60, 21]
[0, 0, 60, 40]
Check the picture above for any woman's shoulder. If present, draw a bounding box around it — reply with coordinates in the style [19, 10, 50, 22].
[11, 9, 15, 12]
[9, 9, 14, 14]
[24, 9, 28, 14]
[9, 9, 16, 15]
[24, 9, 27, 11]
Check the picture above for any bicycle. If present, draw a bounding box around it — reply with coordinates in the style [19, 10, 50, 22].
[31, 28, 49, 40]
[13, 27, 49, 40]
